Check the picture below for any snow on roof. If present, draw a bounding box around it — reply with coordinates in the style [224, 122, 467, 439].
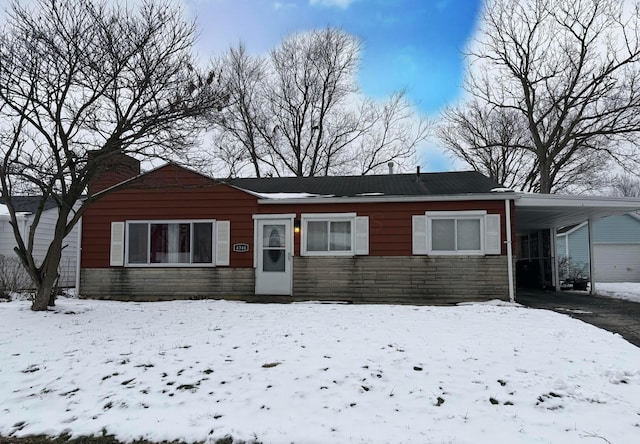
[355, 192, 384, 196]
[251, 192, 334, 199]
[0, 203, 31, 218]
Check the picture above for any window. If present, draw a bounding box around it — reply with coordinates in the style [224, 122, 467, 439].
[426, 211, 485, 255]
[125, 220, 215, 266]
[413, 212, 501, 256]
[428, 214, 483, 254]
[431, 218, 481, 252]
[301, 213, 368, 256]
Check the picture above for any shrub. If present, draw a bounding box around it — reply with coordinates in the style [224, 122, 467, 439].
[0, 254, 32, 296]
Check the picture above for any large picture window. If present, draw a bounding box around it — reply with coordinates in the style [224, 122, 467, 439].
[126, 221, 214, 266]
[302, 213, 356, 256]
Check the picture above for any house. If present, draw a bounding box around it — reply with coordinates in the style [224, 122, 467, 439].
[78, 155, 640, 303]
[0, 197, 81, 289]
[79, 158, 515, 304]
[557, 213, 640, 283]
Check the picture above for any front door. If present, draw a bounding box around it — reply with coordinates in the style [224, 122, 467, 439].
[255, 218, 292, 295]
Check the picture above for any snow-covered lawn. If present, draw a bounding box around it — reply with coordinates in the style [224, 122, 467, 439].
[1, 297, 640, 444]
[597, 282, 640, 303]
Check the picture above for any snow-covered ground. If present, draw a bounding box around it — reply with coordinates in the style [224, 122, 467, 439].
[1, 297, 640, 444]
[596, 282, 640, 303]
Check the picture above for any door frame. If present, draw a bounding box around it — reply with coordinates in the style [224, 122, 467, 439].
[253, 214, 295, 295]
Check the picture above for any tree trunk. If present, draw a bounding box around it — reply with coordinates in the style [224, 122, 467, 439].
[538, 156, 552, 194]
[31, 273, 58, 311]
[30, 231, 64, 311]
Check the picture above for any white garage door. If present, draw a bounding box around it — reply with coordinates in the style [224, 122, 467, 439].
[593, 244, 640, 282]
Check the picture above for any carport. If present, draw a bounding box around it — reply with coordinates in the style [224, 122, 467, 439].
[512, 194, 640, 297]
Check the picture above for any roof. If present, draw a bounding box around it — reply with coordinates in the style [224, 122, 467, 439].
[228, 171, 504, 197]
[557, 223, 581, 235]
[515, 194, 640, 233]
[0, 196, 58, 213]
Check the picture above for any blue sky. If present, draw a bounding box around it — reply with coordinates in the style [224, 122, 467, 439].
[185, 0, 484, 171]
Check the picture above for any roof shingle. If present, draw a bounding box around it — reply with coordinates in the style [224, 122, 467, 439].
[228, 171, 503, 197]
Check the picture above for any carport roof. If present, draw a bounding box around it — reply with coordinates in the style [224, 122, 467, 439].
[514, 193, 640, 233]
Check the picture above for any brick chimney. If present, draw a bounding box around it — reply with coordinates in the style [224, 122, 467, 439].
[88, 151, 141, 195]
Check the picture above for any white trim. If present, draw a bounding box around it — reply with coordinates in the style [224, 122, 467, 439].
[253, 218, 257, 268]
[484, 214, 501, 255]
[254, 217, 294, 295]
[551, 226, 559, 292]
[425, 210, 487, 218]
[412, 215, 428, 255]
[301, 213, 356, 257]
[505, 200, 515, 302]
[301, 212, 357, 219]
[354, 216, 369, 255]
[425, 211, 487, 256]
[110, 222, 125, 266]
[253, 213, 297, 220]
[560, 221, 588, 236]
[516, 194, 640, 208]
[588, 219, 596, 295]
[252, 214, 296, 269]
[124, 219, 216, 267]
[215, 221, 230, 266]
[75, 216, 82, 293]
[258, 194, 514, 205]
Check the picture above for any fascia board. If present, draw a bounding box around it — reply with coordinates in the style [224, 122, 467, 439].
[257, 193, 517, 205]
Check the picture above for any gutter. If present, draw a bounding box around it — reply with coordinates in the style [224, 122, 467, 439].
[257, 192, 518, 205]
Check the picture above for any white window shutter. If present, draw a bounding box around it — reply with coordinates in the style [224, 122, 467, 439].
[412, 215, 427, 255]
[485, 214, 501, 255]
[354, 216, 369, 255]
[110, 222, 125, 266]
[216, 221, 230, 266]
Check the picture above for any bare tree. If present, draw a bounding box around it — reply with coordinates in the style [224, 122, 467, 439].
[439, 0, 640, 193]
[0, 0, 223, 311]
[438, 100, 539, 191]
[209, 28, 428, 177]
[208, 44, 267, 177]
[608, 174, 640, 197]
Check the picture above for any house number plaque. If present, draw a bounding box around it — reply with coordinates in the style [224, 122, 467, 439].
[233, 243, 250, 253]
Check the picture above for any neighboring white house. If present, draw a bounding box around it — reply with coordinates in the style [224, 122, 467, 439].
[0, 198, 80, 289]
[557, 213, 640, 283]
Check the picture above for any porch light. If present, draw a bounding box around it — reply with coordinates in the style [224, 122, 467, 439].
[294, 219, 301, 233]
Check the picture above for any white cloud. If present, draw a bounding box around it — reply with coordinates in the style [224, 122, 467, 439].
[273, 1, 297, 10]
[309, 0, 358, 9]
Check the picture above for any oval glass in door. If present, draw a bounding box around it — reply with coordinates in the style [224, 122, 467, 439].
[262, 224, 285, 272]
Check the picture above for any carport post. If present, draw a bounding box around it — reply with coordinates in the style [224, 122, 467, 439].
[551, 227, 560, 292]
[588, 219, 596, 295]
[505, 199, 515, 303]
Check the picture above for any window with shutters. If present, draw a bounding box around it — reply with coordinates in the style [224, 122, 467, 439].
[412, 211, 501, 256]
[301, 213, 368, 256]
[124, 220, 216, 266]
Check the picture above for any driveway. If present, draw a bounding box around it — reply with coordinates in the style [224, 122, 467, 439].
[516, 289, 640, 348]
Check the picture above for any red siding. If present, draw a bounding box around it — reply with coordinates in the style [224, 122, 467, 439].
[82, 163, 514, 269]
[82, 164, 260, 268]
[263, 200, 510, 257]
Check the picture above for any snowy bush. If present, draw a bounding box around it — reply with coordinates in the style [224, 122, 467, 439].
[0, 254, 32, 296]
